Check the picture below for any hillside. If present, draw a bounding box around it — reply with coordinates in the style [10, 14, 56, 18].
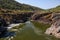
[49, 5, 60, 13]
[0, 0, 43, 11]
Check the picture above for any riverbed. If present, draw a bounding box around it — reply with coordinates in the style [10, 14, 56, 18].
[0, 21, 60, 40]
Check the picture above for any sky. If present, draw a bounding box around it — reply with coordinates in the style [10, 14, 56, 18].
[15, 0, 60, 9]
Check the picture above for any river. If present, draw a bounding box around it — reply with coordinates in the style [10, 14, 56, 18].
[0, 21, 60, 40]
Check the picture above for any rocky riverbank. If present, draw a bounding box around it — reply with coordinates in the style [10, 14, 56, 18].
[45, 13, 60, 38]
[0, 11, 60, 38]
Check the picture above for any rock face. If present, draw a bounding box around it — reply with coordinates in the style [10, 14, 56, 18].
[45, 13, 60, 38]
[0, 12, 53, 27]
[0, 12, 34, 26]
[31, 12, 52, 24]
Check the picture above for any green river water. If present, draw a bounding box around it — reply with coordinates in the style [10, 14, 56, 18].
[0, 21, 60, 40]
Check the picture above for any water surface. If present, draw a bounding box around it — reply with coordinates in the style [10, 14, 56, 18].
[13, 21, 60, 40]
[0, 21, 60, 40]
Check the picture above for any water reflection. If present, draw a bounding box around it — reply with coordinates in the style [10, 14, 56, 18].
[25, 21, 42, 35]
[0, 25, 17, 38]
[0, 31, 16, 38]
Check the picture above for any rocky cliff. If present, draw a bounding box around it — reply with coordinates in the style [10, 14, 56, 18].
[45, 13, 60, 38]
[0, 12, 34, 27]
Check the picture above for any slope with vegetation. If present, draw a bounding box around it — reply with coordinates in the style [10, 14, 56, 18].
[49, 5, 60, 13]
[0, 0, 43, 11]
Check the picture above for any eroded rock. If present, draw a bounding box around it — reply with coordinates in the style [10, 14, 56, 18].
[45, 13, 60, 38]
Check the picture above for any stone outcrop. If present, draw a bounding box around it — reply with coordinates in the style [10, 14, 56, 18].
[0, 12, 34, 27]
[0, 12, 53, 27]
[31, 12, 52, 24]
[45, 13, 60, 38]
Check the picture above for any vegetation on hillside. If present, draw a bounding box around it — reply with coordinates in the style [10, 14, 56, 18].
[0, 0, 43, 11]
[0, 0, 60, 14]
[48, 5, 60, 13]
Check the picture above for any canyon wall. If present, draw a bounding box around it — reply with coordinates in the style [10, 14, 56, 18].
[0, 12, 34, 27]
